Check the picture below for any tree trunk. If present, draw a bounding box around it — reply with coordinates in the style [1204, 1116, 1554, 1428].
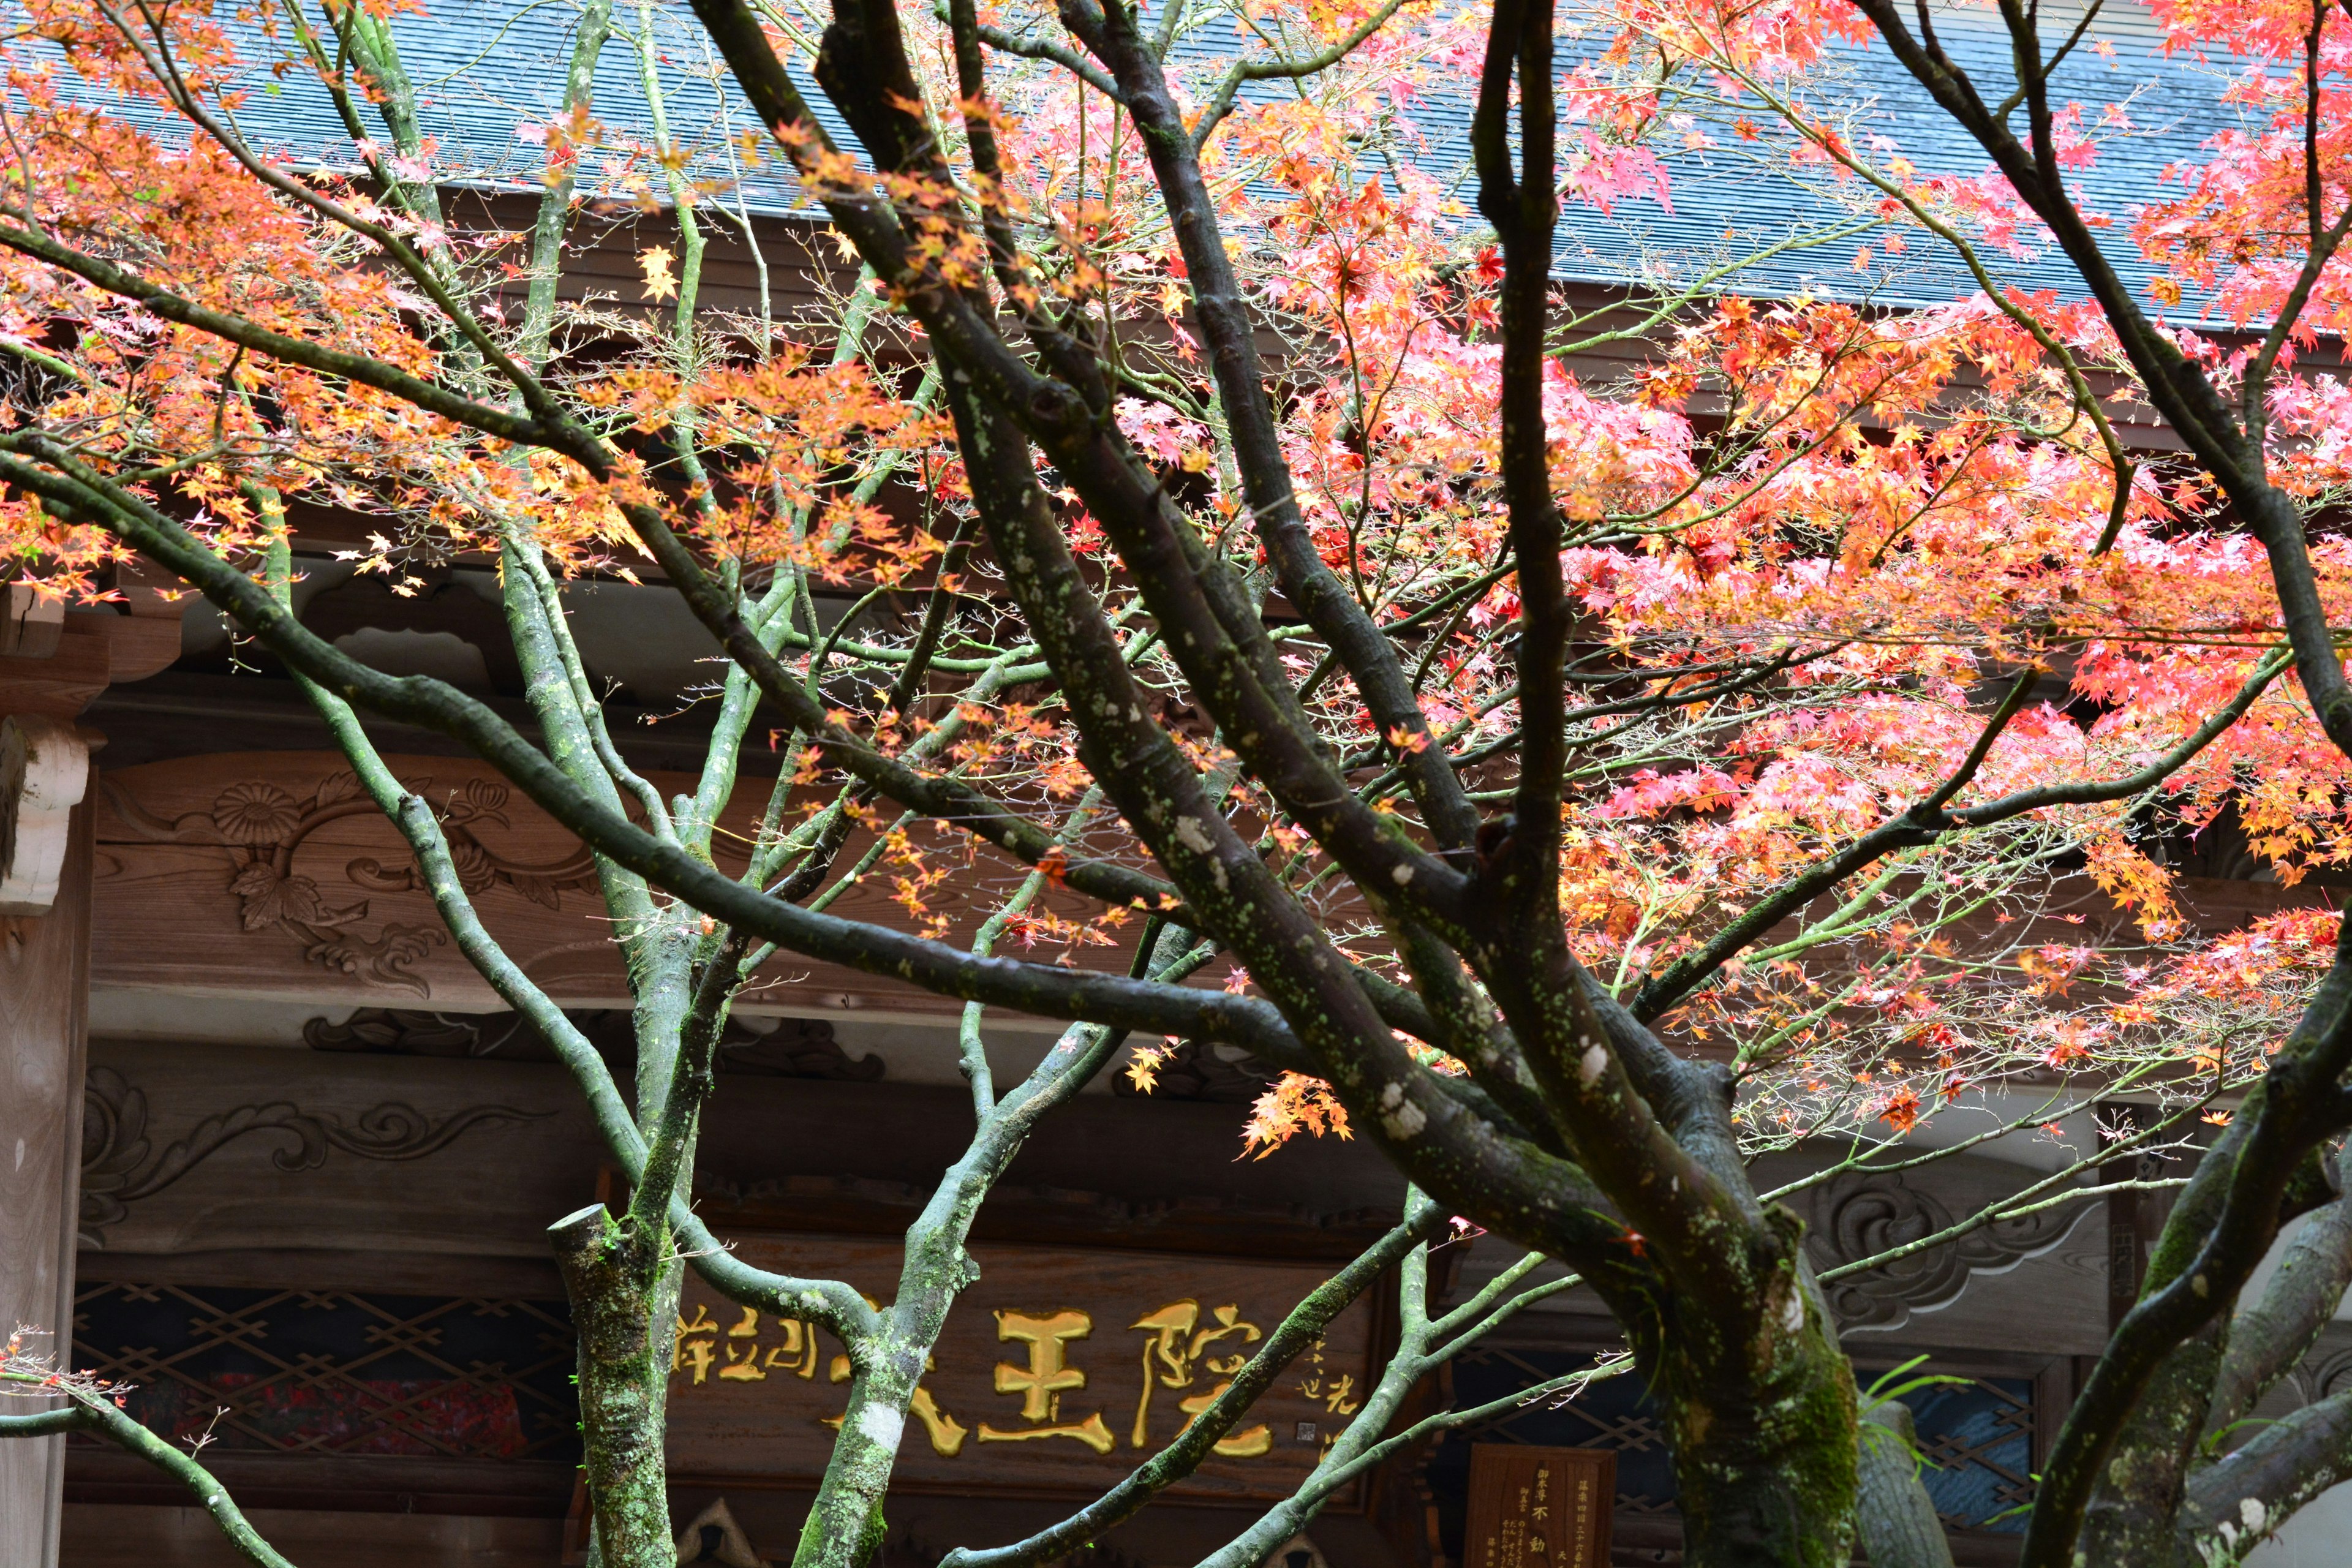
[2178, 1390, 2352, 1566]
[552, 1204, 673, 1568]
[1654, 1250, 1859, 1568]
[790, 1225, 978, 1568]
[1856, 1403, 1956, 1568]
[793, 1358, 918, 1568]
[2079, 1308, 2234, 1564]
[1666, 1366, 1858, 1566]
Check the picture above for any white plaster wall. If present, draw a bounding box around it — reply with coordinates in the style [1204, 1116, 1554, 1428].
[2247, 1483, 2352, 1565]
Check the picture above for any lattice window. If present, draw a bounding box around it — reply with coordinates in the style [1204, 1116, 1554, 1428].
[1893, 1373, 2036, 1534]
[1421, 1347, 2036, 1556]
[70, 1283, 581, 1463]
[1423, 1347, 1677, 1539]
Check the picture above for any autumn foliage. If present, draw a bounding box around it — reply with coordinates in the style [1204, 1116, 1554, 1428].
[16, 0, 2352, 1559]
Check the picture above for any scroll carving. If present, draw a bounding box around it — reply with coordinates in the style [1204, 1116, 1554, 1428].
[2286, 1341, 2352, 1409]
[344, 778, 595, 908]
[303, 1008, 541, 1058]
[101, 769, 595, 997]
[78, 1064, 548, 1246]
[1809, 1169, 2093, 1333]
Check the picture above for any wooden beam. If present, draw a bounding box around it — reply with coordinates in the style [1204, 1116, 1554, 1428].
[86, 750, 1178, 1014]
[0, 611, 179, 723]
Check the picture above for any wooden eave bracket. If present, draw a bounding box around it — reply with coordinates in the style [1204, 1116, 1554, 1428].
[0, 712, 88, 913]
[0, 565, 181, 912]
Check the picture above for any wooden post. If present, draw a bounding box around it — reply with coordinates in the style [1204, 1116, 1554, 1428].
[0, 586, 175, 1568]
[0, 770, 93, 1568]
[2097, 1101, 2146, 1333]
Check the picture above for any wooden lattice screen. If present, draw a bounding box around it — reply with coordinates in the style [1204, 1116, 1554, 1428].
[70, 1282, 581, 1463]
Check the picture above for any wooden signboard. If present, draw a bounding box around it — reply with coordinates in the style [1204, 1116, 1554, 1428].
[1462, 1445, 1615, 1568]
[664, 1232, 1379, 1506]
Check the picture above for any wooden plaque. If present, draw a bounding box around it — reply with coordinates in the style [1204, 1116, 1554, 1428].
[1462, 1445, 1615, 1568]
[665, 1232, 1379, 1506]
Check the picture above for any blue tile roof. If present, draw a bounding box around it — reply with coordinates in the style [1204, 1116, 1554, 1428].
[1161, 2, 2239, 312]
[56, 1, 2244, 314]
[1527, 7, 2244, 311]
[63, 0, 835, 214]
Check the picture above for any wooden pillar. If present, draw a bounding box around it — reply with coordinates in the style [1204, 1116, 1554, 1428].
[0, 578, 178, 1568]
[2099, 1102, 2147, 1333]
[0, 732, 92, 1568]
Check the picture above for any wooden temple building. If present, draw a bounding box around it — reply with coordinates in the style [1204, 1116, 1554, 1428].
[2, 4, 2349, 1566]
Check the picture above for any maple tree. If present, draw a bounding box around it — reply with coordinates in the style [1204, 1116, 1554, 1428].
[1591, 1, 2352, 1562]
[10, 0, 2352, 1564]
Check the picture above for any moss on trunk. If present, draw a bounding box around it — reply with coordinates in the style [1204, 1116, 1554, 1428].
[552, 1204, 674, 1568]
[1650, 1223, 1859, 1568]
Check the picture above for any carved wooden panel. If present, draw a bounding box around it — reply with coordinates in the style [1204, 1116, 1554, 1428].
[1805, 1168, 2095, 1333]
[666, 1232, 1379, 1507]
[1445, 1152, 2113, 1357]
[78, 1040, 599, 1268]
[89, 751, 1137, 1013]
[74, 1038, 1405, 1299]
[1789, 1155, 2111, 1354]
[86, 747, 2304, 1029]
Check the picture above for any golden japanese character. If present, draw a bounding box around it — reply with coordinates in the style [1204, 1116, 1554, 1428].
[676, 1339, 717, 1385]
[765, 1317, 820, 1379]
[673, 1303, 721, 1385]
[1175, 1382, 1272, 1457]
[994, 1310, 1091, 1420]
[717, 1341, 767, 1382]
[1294, 1335, 1359, 1422]
[976, 1309, 1114, 1453]
[974, 1412, 1114, 1453]
[1126, 1300, 1262, 1449]
[910, 1384, 969, 1456]
[691, 1305, 824, 1384]
[821, 1351, 967, 1457]
[1304, 1371, 1359, 1415]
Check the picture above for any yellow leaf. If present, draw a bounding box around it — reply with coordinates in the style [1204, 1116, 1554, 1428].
[638, 244, 678, 303]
